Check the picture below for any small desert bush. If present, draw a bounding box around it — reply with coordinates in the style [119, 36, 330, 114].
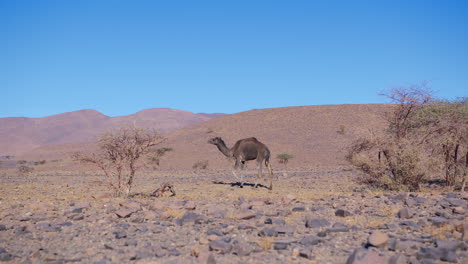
[337, 125, 346, 135]
[277, 153, 294, 169]
[192, 160, 209, 170]
[18, 165, 34, 175]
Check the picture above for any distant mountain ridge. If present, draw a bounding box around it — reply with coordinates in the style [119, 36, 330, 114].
[0, 108, 224, 155]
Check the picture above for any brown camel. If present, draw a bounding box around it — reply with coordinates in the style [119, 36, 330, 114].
[208, 137, 273, 190]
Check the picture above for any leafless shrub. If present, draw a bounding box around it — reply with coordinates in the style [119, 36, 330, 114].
[192, 160, 209, 170]
[348, 83, 467, 191]
[72, 125, 164, 197]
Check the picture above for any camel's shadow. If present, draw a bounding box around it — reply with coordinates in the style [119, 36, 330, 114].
[213, 181, 269, 189]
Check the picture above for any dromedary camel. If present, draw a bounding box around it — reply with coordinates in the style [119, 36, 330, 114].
[208, 137, 273, 190]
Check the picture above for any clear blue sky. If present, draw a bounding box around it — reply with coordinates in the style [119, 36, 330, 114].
[1, 0, 467, 118]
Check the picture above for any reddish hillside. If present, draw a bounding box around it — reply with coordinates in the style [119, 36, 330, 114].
[17, 104, 391, 170]
[158, 104, 390, 169]
[0, 108, 223, 156]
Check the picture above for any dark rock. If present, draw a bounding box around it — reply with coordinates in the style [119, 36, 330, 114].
[167, 249, 181, 256]
[417, 247, 458, 263]
[446, 198, 466, 207]
[346, 248, 388, 264]
[398, 208, 413, 219]
[237, 224, 255, 230]
[206, 229, 223, 236]
[258, 227, 278, 237]
[231, 240, 252, 256]
[435, 239, 464, 251]
[36, 222, 61, 232]
[428, 217, 449, 227]
[272, 218, 286, 225]
[273, 240, 289, 250]
[299, 249, 314, 260]
[124, 239, 138, 247]
[176, 212, 205, 226]
[292, 206, 306, 212]
[0, 248, 14, 262]
[0, 225, 6, 231]
[209, 240, 232, 254]
[113, 231, 127, 239]
[328, 222, 349, 232]
[405, 198, 418, 207]
[390, 240, 423, 254]
[400, 220, 419, 229]
[317, 231, 327, 237]
[299, 236, 323, 246]
[264, 218, 272, 224]
[305, 218, 330, 228]
[335, 209, 352, 217]
[275, 225, 295, 235]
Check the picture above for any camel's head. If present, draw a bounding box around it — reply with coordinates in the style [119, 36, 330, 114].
[207, 137, 223, 145]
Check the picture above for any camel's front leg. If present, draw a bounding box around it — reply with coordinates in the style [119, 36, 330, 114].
[233, 160, 245, 188]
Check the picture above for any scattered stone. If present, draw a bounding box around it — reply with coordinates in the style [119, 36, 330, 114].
[416, 247, 458, 263]
[209, 240, 232, 254]
[115, 208, 136, 218]
[0, 247, 14, 262]
[236, 210, 257, 220]
[452, 206, 465, 215]
[292, 206, 306, 212]
[428, 217, 449, 227]
[346, 248, 388, 264]
[305, 218, 330, 228]
[0, 225, 6, 231]
[335, 209, 352, 217]
[368, 230, 389, 248]
[231, 241, 252, 256]
[398, 208, 413, 219]
[113, 231, 127, 239]
[328, 222, 349, 232]
[299, 236, 323, 246]
[176, 211, 205, 226]
[258, 227, 278, 237]
[273, 240, 290, 250]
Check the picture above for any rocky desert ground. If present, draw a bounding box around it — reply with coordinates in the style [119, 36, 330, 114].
[0, 167, 466, 264]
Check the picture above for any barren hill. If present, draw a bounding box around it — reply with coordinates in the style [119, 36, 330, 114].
[0, 108, 223, 156]
[17, 104, 390, 170]
[159, 104, 390, 169]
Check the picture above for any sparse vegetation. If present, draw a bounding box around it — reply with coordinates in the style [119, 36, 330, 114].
[18, 164, 34, 175]
[337, 125, 346, 135]
[277, 153, 294, 169]
[192, 160, 209, 170]
[148, 147, 173, 168]
[34, 160, 47, 166]
[348, 83, 467, 191]
[72, 125, 164, 197]
[17, 160, 27, 165]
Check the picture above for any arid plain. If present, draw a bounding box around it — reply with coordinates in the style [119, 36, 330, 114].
[0, 105, 466, 263]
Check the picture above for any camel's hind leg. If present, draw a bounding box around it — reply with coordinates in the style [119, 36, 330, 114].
[266, 160, 273, 190]
[254, 161, 264, 188]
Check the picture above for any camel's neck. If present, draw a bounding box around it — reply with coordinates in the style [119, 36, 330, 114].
[215, 140, 232, 158]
